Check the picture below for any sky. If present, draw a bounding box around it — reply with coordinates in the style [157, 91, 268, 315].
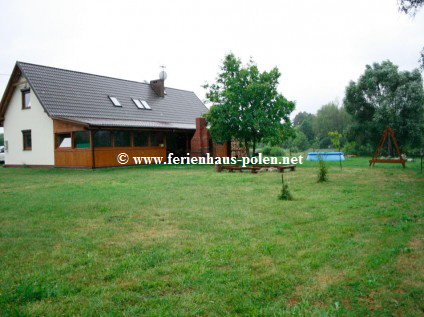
[0, 0, 423, 122]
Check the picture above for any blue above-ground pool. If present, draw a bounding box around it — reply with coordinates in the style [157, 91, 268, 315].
[307, 152, 345, 161]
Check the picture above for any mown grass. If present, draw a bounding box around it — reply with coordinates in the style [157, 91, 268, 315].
[0, 158, 423, 316]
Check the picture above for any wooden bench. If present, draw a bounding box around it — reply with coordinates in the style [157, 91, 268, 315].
[217, 165, 296, 173]
[252, 165, 296, 172]
[221, 166, 258, 173]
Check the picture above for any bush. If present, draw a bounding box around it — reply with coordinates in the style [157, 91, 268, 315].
[343, 141, 357, 155]
[288, 147, 299, 154]
[270, 147, 285, 157]
[261, 146, 286, 157]
[317, 160, 328, 183]
[278, 175, 293, 200]
[262, 146, 272, 156]
[343, 142, 374, 156]
[402, 147, 423, 158]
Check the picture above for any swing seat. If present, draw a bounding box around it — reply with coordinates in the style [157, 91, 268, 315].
[369, 159, 406, 167]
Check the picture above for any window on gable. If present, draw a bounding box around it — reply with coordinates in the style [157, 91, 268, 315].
[109, 96, 121, 107]
[22, 130, 32, 150]
[22, 89, 31, 109]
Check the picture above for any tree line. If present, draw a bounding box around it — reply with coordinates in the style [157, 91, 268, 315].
[204, 55, 424, 156]
[204, 2, 424, 157]
[288, 60, 424, 156]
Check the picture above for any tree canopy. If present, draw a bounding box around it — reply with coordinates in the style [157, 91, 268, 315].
[398, 0, 424, 15]
[343, 60, 424, 150]
[203, 53, 295, 156]
[314, 102, 351, 140]
[397, 0, 424, 69]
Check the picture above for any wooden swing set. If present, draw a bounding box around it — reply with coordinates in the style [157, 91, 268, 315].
[369, 128, 405, 168]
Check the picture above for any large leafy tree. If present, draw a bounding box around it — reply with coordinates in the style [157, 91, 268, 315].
[204, 53, 295, 156]
[344, 60, 424, 149]
[313, 102, 351, 140]
[293, 111, 316, 142]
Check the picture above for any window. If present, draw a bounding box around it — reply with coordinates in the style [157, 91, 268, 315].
[140, 100, 151, 110]
[74, 131, 90, 148]
[114, 131, 131, 147]
[132, 98, 144, 109]
[93, 130, 112, 147]
[151, 132, 164, 147]
[22, 130, 32, 150]
[134, 131, 149, 147]
[132, 99, 151, 110]
[109, 96, 121, 107]
[22, 89, 31, 109]
[56, 133, 71, 148]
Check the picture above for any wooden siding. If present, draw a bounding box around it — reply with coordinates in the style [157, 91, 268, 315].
[94, 147, 166, 167]
[55, 147, 167, 168]
[53, 119, 169, 167]
[55, 149, 92, 167]
[53, 119, 87, 133]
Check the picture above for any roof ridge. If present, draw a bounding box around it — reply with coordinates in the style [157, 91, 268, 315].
[16, 61, 197, 94]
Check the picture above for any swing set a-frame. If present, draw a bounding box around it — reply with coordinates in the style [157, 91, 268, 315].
[369, 128, 405, 168]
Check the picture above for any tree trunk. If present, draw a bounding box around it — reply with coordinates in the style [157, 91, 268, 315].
[252, 137, 256, 157]
[244, 140, 250, 157]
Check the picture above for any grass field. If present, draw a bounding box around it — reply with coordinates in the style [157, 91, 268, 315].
[0, 158, 423, 316]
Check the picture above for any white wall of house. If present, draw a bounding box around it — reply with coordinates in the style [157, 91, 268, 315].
[3, 76, 54, 165]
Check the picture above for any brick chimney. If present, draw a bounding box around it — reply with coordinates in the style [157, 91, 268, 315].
[191, 117, 210, 157]
[150, 79, 165, 97]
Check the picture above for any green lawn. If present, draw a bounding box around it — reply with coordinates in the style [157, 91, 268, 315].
[0, 158, 423, 316]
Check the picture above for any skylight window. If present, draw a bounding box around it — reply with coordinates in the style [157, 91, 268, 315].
[141, 100, 151, 110]
[109, 96, 121, 107]
[132, 99, 152, 110]
[132, 98, 144, 109]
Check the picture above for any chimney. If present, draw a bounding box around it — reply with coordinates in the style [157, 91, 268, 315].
[150, 79, 165, 97]
[190, 117, 210, 157]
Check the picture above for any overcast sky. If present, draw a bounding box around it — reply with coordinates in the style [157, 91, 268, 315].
[0, 0, 423, 120]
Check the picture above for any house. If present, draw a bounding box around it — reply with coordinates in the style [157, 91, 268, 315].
[0, 62, 226, 168]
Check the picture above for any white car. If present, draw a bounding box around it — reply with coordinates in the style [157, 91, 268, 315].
[0, 146, 4, 164]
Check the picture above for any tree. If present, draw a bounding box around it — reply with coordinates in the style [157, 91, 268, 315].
[293, 111, 316, 143]
[328, 131, 342, 150]
[328, 131, 343, 169]
[397, 0, 424, 69]
[299, 119, 315, 143]
[293, 111, 314, 127]
[313, 102, 351, 140]
[293, 130, 309, 151]
[344, 60, 424, 150]
[204, 53, 295, 156]
[398, 0, 424, 15]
